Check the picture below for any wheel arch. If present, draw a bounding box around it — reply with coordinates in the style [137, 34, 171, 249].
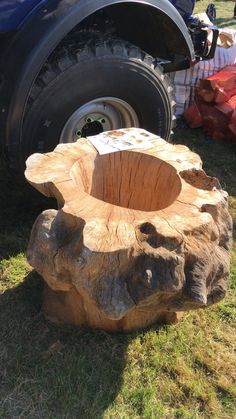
[1, 0, 195, 147]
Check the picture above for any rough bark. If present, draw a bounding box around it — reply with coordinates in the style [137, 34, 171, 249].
[25, 128, 232, 332]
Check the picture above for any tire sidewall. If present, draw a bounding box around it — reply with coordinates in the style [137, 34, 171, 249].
[23, 56, 173, 156]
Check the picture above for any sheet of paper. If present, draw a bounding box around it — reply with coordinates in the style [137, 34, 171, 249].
[87, 128, 160, 154]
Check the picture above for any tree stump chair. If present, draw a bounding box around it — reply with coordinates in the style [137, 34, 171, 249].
[25, 128, 232, 332]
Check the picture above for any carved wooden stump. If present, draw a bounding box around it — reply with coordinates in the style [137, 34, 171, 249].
[25, 128, 232, 332]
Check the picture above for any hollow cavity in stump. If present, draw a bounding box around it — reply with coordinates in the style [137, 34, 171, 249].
[72, 151, 181, 211]
[25, 128, 232, 332]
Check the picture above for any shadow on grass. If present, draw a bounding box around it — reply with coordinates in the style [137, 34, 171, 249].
[0, 273, 132, 418]
[174, 126, 236, 241]
[0, 157, 56, 259]
[0, 156, 135, 418]
[173, 126, 236, 197]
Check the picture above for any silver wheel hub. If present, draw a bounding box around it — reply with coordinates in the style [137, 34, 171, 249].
[60, 97, 139, 143]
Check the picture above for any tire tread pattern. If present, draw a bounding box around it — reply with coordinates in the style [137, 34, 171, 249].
[25, 31, 175, 132]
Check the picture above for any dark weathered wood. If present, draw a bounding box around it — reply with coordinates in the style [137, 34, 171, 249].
[25, 128, 232, 332]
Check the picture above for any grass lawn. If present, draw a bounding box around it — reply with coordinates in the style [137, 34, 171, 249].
[195, 0, 236, 29]
[0, 2, 236, 418]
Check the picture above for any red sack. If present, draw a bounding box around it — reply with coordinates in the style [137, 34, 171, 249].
[184, 102, 203, 128]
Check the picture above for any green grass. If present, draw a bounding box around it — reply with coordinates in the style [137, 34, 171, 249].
[0, 3, 236, 418]
[194, 0, 236, 29]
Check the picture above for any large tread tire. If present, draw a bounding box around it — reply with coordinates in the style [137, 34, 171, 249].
[18, 33, 175, 169]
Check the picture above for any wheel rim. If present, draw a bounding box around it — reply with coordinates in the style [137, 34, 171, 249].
[59, 97, 139, 143]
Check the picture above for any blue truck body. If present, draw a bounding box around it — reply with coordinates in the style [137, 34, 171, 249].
[0, 0, 46, 32]
[0, 0, 196, 32]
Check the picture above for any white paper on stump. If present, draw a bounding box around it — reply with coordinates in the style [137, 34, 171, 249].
[87, 128, 160, 154]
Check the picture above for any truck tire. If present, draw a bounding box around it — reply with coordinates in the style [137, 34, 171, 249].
[21, 35, 175, 165]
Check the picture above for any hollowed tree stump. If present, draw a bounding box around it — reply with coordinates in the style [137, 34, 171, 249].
[25, 128, 232, 332]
